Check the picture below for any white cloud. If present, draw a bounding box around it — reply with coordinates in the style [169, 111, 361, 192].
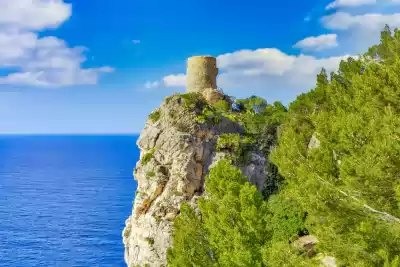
[322, 12, 400, 30]
[142, 74, 185, 90]
[145, 49, 352, 103]
[319, 11, 400, 53]
[132, 40, 141, 44]
[0, 0, 113, 87]
[163, 74, 186, 87]
[0, 0, 72, 30]
[326, 0, 376, 10]
[216, 49, 351, 91]
[293, 34, 338, 51]
[217, 48, 297, 76]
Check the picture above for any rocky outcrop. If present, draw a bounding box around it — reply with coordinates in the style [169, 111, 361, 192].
[308, 133, 321, 150]
[320, 256, 337, 267]
[122, 94, 269, 267]
[201, 87, 225, 104]
[293, 235, 319, 257]
[293, 235, 337, 267]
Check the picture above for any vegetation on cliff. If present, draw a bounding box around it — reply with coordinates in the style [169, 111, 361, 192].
[270, 25, 400, 266]
[167, 160, 313, 267]
[167, 26, 400, 267]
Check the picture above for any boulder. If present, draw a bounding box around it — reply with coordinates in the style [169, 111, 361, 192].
[293, 235, 319, 257]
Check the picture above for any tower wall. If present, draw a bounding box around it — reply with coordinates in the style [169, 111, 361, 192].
[186, 56, 218, 93]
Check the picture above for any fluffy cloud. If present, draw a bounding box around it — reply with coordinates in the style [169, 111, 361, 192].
[325, 0, 376, 10]
[322, 12, 400, 30]
[216, 49, 349, 77]
[0, 0, 72, 30]
[319, 11, 400, 54]
[163, 74, 186, 87]
[145, 49, 352, 103]
[293, 34, 338, 51]
[0, 0, 113, 87]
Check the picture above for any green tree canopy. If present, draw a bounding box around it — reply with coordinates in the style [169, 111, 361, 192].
[271, 25, 400, 266]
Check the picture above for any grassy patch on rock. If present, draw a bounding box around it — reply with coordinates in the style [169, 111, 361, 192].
[216, 133, 256, 163]
[146, 170, 156, 179]
[142, 148, 156, 166]
[148, 109, 161, 123]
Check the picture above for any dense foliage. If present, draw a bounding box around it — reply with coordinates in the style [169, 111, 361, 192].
[167, 160, 314, 267]
[271, 25, 400, 266]
[167, 26, 400, 267]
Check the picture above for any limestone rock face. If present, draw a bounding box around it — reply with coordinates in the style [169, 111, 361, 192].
[122, 94, 270, 267]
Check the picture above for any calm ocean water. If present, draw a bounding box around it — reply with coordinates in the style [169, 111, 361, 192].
[0, 135, 139, 267]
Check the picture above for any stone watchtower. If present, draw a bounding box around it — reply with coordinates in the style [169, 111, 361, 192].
[186, 56, 218, 93]
[186, 56, 228, 104]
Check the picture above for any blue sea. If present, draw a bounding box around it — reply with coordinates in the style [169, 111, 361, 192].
[0, 135, 139, 267]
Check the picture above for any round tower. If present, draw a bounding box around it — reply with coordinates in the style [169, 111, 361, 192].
[186, 56, 218, 93]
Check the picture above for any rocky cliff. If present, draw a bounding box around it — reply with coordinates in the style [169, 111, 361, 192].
[122, 93, 273, 267]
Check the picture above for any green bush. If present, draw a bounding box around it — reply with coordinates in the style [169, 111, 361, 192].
[146, 170, 155, 179]
[141, 148, 156, 166]
[213, 99, 230, 112]
[215, 133, 256, 163]
[180, 92, 204, 110]
[168, 160, 312, 267]
[236, 96, 268, 114]
[148, 109, 161, 123]
[195, 104, 224, 125]
[167, 202, 213, 267]
[216, 133, 241, 152]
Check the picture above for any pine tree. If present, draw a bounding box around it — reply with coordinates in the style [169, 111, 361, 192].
[167, 202, 214, 267]
[271, 25, 400, 266]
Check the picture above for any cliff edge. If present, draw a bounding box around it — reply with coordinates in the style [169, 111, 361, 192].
[122, 92, 271, 266]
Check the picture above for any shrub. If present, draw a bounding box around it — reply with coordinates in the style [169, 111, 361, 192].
[196, 105, 222, 125]
[216, 133, 241, 152]
[142, 148, 156, 166]
[145, 237, 154, 245]
[146, 170, 155, 179]
[213, 99, 230, 112]
[216, 133, 256, 163]
[180, 92, 204, 110]
[148, 109, 161, 123]
[167, 202, 213, 267]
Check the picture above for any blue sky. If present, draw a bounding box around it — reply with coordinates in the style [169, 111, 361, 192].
[0, 0, 399, 134]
